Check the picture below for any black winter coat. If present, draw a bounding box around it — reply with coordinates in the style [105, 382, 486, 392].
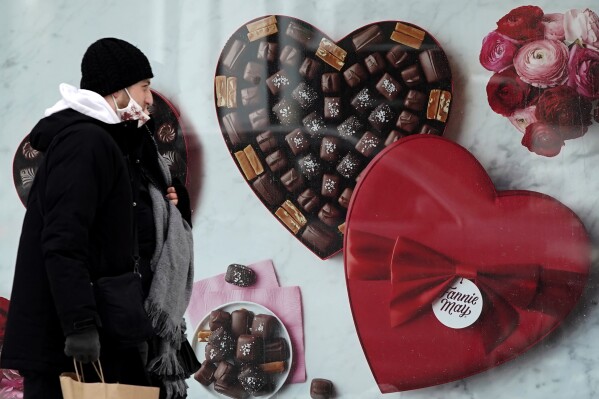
[0, 108, 191, 373]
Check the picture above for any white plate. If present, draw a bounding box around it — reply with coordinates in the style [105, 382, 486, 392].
[191, 301, 293, 398]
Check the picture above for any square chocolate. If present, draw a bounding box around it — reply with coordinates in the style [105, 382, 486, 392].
[298, 153, 323, 181]
[355, 131, 382, 157]
[265, 149, 288, 173]
[351, 87, 378, 115]
[337, 152, 362, 179]
[291, 82, 319, 110]
[257, 41, 278, 62]
[385, 129, 407, 146]
[248, 108, 269, 131]
[297, 188, 321, 213]
[302, 112, 327, 136]
[273, 98, 300, 126]
[286, 21, 315, 46]
[252, 174, 284, 206]
[368, 103, 396, 133]
[401, 64, 424, 87]
[322, 72, 341, 94]
[376, 72, 402, 101]
[318, 203, 342, 227]
[236, 334, 264, 363]
[222, 39, 246, 71]
[386, 45, 411, 69]
[337, 116, 365, 141]
[301, 223, 336, 253]
[420, 124, 441, 135]
[338, 187, 353, 208]
[364, 52, 385, 75]
[251, 314, 278, 339]
[266, 70, 291, 95]
[279, 45, 302, 67]
[419, 48, 451, 83]
[285, 129, 310, 155]
[396, 110, 420, 133]
[241, 86, 263, 107]
[343, 63, 369, 88]
[352, 25, 384, 52]
[222, 112, 245, 147]
[243, 61, 263, 84]
[320, 136, 342, 163]
[299, 57, 322, 81]
[321, 173, 342, 198]
[403, 89, 427, 111]
[256, 131, 277, 153]
[280, 168, 305, 192]
[324, 97, 341, 121]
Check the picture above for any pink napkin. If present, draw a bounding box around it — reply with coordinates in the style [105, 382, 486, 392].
[187, 259, 306, 383]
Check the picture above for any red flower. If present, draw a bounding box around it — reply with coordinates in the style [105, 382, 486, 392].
[0, 297, 8, 345]
[486, 67, 531, 116]
[497, 6, 545, 42]
[567, 45, 599, 99]
[522, 122, 564, 157]
[535, 85, 593, 139]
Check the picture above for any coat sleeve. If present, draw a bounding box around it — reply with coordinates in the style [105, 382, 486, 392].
[39, 127, 122, 336]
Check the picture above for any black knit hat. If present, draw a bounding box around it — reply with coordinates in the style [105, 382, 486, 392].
[80, 38, 153, 96]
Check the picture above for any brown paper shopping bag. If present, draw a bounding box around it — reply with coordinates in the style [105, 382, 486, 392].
[60, 360, 160, 399]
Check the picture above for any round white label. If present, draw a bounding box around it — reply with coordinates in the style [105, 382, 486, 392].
[432, 278, 483, 329]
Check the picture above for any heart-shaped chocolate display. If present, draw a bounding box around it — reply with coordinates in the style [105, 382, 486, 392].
[12, 90, 188, 206]
[215, 16, 453, 259]
[344, 135, 590, 392]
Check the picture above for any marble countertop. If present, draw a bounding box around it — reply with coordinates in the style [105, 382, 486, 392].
[1, 1, 598, 398]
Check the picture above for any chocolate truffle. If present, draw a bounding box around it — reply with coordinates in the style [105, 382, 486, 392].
[222, 39, 246, 71]
[209, 310, 231, 331]
[368, 103, 396, 133]
[337, 116, 365, 141]
[310, 378, 334, 399]
[231, 308, 254, 338]
[376, 72, 402, 101]
[252, 174, 284, 206]
[419, 48, 451, 83]
[243, 61, 263, 84]
[396, 110, 420, 133]
[320, 136, 341, 163]
[318, 203, 342, 227]
[343, 62, 368, 88]
[279, 44, 302, 67]
[263, 337, 290, 363]
[281, 168, 305, 192]
[248, 108, 269, 131]
[194, 360, 217, 386]
[301, 223, 336, 253]
[236, 334, 264, 363]
[209, 327, 236, 353]
[225, 264, 257, 287]
[297, 188, 321, 213]
[299, 57, 322, 80]
[351, 87, 378, 115]
[265, 149, 288, 173]
[251, 314, 278, 339]
[214, 372, 246, 399]
[256, 131, 277, 154]
[403, 89, 427, 111]
[298, 153, 323, 181]
[238, 365, 268, 394]
[324, 97, 341, 121]
[386, 45, 411, 69]
[401, 64, 424, 87]
[241, 86, 262, 107]
[285, 129, 310, 155]
[214, 361, 236, 381]
[356, 131, 382, 157]
[321, 72, 341, 94]
[337, 152, 362, 179]
[222, 112, 246, 147]
[266, 70, 291, 95]
[352, 24, 384, 52]
[302, 112, 327, 136]
[338, 187, 353, 208]
[257, 41, 277, 62]
[321, 173, 342, 198]
[292, 82, 319, 110]
[205, 343, 228, 363]
[273, 98, 300, 126]
[364, 52, 386, 75]
[286, 21, 314, 46]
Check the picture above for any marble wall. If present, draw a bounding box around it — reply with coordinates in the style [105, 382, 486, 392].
[1, 1, 598, 398]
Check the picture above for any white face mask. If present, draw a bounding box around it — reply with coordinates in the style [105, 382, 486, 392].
[112, 88, 151, 127]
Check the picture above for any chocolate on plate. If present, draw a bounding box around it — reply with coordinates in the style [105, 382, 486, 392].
[215, 16, 453, 258]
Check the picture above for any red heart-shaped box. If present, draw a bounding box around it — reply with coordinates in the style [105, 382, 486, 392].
[344, 135, 590, 392]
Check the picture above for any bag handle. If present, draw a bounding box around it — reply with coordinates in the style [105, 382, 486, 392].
[73, 359, 105, 383]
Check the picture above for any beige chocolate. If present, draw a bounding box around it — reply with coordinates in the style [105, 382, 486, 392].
[436, 90, 451, 122]
[427, 89, 441, 120]
[246, 15, 277, 32]
[235, 150, 257, 180]
[215, 76, 227, 107]
[390, 30, 422, 49]
[281, 200, 307, 227]
[260, 361, 286, 374]
[315, 47, 344, 71]
[247, 23, 279, 42]
[197, 330, 212, 342]
[318, 38, 347, 62]
[226, 77, 237, 108]
[394, 22, 426, 41]
[275, 207, 301, 234]
[243, 145, 264, 176]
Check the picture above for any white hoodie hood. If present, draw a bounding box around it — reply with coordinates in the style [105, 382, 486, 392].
[44, 83, 121, 124]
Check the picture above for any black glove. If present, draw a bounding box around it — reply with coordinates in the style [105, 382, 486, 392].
[64, 328, 100, 363]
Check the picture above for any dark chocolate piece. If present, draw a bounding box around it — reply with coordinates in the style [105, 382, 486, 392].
[292, 82, 319, 110]
[337, 152, 362, 179]
[248, 108, 269, 131]
[401, 64, 424, 87]
[256, 131, 277, 153]
[243, 61, 263, 84]
[396, 110, 420, 133]
[318, 203, 342, 227]
[343, 63, 368, 88]
[419, 48, 451, 83]
[273, 98, 300, 125]
[236, 334, 264, 363]
[337, 116, 365, 141]
[241, 86, 263, 107]
[301, 223, 336, 253]
[266, 70, 291, 95]
[403, 89, 427, 111]
[324, 97, 341, 121]
[385, 129, 407, 146]
[356, 131, 382, 157]
[257, 41, 278, 62]
[263, 337, 290, 363]
[319, 136, 341, 163]
[420, 124, 441, 135]
[351, 87, 377, 114]
[222, 39, 246, 71]
[207, 326, 236, 361]
[214, 372, 246, 399]
[321, 173, 341, 198]
[251, 314, 278, 339]
[352, 25, 384, 52]
[252, 174, 284, 206]
[321, 72, 341, 94]
[386, 45, 411, 69]
[375, 73, 402, 101]
[265, 149, 288, 173]
[225, 264, 256, 287]
[298, 153, 323, 181]
[310, 378, 334, 399]
[299, 57, 322, 80]
[209, 310, 231, 331]
[285, 129, 310, 155]
[279, 45, 302, 67]
[297, 188, 321, 213]
[364, 52, 385, 75]
[222, 112, 245, 147]
[205, 343, 227, 363]
[238, 364, 268, 394]
[368, 103, 396, 133]
[338, 187, 353, 208]
[214, 361, 236, 381]
[302, 112, 327, 136]
[194, 360, 217, 386]
[286, 21, 314, 46]
[253, 378, 276, 396]
[280, 168, 305, 192]
[231, 308, 254, 338]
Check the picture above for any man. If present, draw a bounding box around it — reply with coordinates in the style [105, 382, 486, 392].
[0, 38, 195, 399]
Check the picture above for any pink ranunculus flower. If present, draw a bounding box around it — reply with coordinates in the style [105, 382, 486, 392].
[508, 105, 537, 133]
[564, 8, 599, 48]
[0, 369, 24, 399]
[513, 39, 570, 88]
[543, 13, 566, 41]
[479, 30, 520, 72]
[567, 44, 599, 99]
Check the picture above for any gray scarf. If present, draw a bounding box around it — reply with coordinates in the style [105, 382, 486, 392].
[144, 155, 194, 399]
